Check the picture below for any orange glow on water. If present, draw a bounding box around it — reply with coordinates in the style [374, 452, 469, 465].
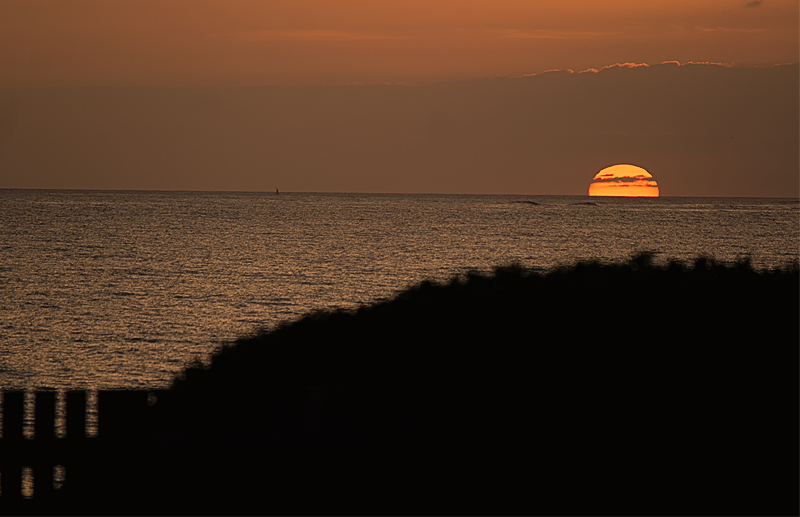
[588, 164, 659, 197]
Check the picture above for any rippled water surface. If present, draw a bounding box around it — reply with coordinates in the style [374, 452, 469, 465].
[1, 190, 797, 389]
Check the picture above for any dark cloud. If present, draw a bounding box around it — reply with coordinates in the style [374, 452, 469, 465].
[745, 1, 763, 7]
[591, 175, 655, 184]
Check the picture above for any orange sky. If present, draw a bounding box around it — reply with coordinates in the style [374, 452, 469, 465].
[0, 0, 797, 196]
[1, 0, 797, 86]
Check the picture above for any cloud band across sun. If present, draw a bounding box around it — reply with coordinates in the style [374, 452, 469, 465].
[588, 164, 659, 197]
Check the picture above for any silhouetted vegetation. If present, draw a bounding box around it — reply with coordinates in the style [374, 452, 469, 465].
[4, 253, 798, 515]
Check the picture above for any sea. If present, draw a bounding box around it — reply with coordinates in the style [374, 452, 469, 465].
[1, 190, 798, 391]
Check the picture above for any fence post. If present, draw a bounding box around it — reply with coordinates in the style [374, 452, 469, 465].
[61, 391, 88, 499]
[2, 391, 25, 442]
[1, 391, 25, 501]
[33, 391, 57, 500]
[65, 391, 87, 441]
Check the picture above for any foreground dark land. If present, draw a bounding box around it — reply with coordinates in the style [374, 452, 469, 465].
[3, 254, 799, 515]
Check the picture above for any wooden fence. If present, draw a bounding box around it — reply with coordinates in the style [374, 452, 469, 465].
[0, 389, 171, 512]
[0, 386, 404, 513]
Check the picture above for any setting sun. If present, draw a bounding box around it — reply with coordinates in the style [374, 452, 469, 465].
[588, 164, 659, 197]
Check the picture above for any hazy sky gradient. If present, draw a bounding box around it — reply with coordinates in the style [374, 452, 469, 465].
[0, 1, 797, 195]
[2, 0, 797, 86]
[0, 0, 798, 86]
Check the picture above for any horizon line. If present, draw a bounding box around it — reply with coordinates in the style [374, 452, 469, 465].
[1, 187, 797, 200]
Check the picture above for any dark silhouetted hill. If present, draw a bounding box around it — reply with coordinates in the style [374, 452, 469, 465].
[143, 253, 797, 516]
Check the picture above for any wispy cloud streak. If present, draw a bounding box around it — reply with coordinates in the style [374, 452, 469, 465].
[578, 62, 650, 74]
